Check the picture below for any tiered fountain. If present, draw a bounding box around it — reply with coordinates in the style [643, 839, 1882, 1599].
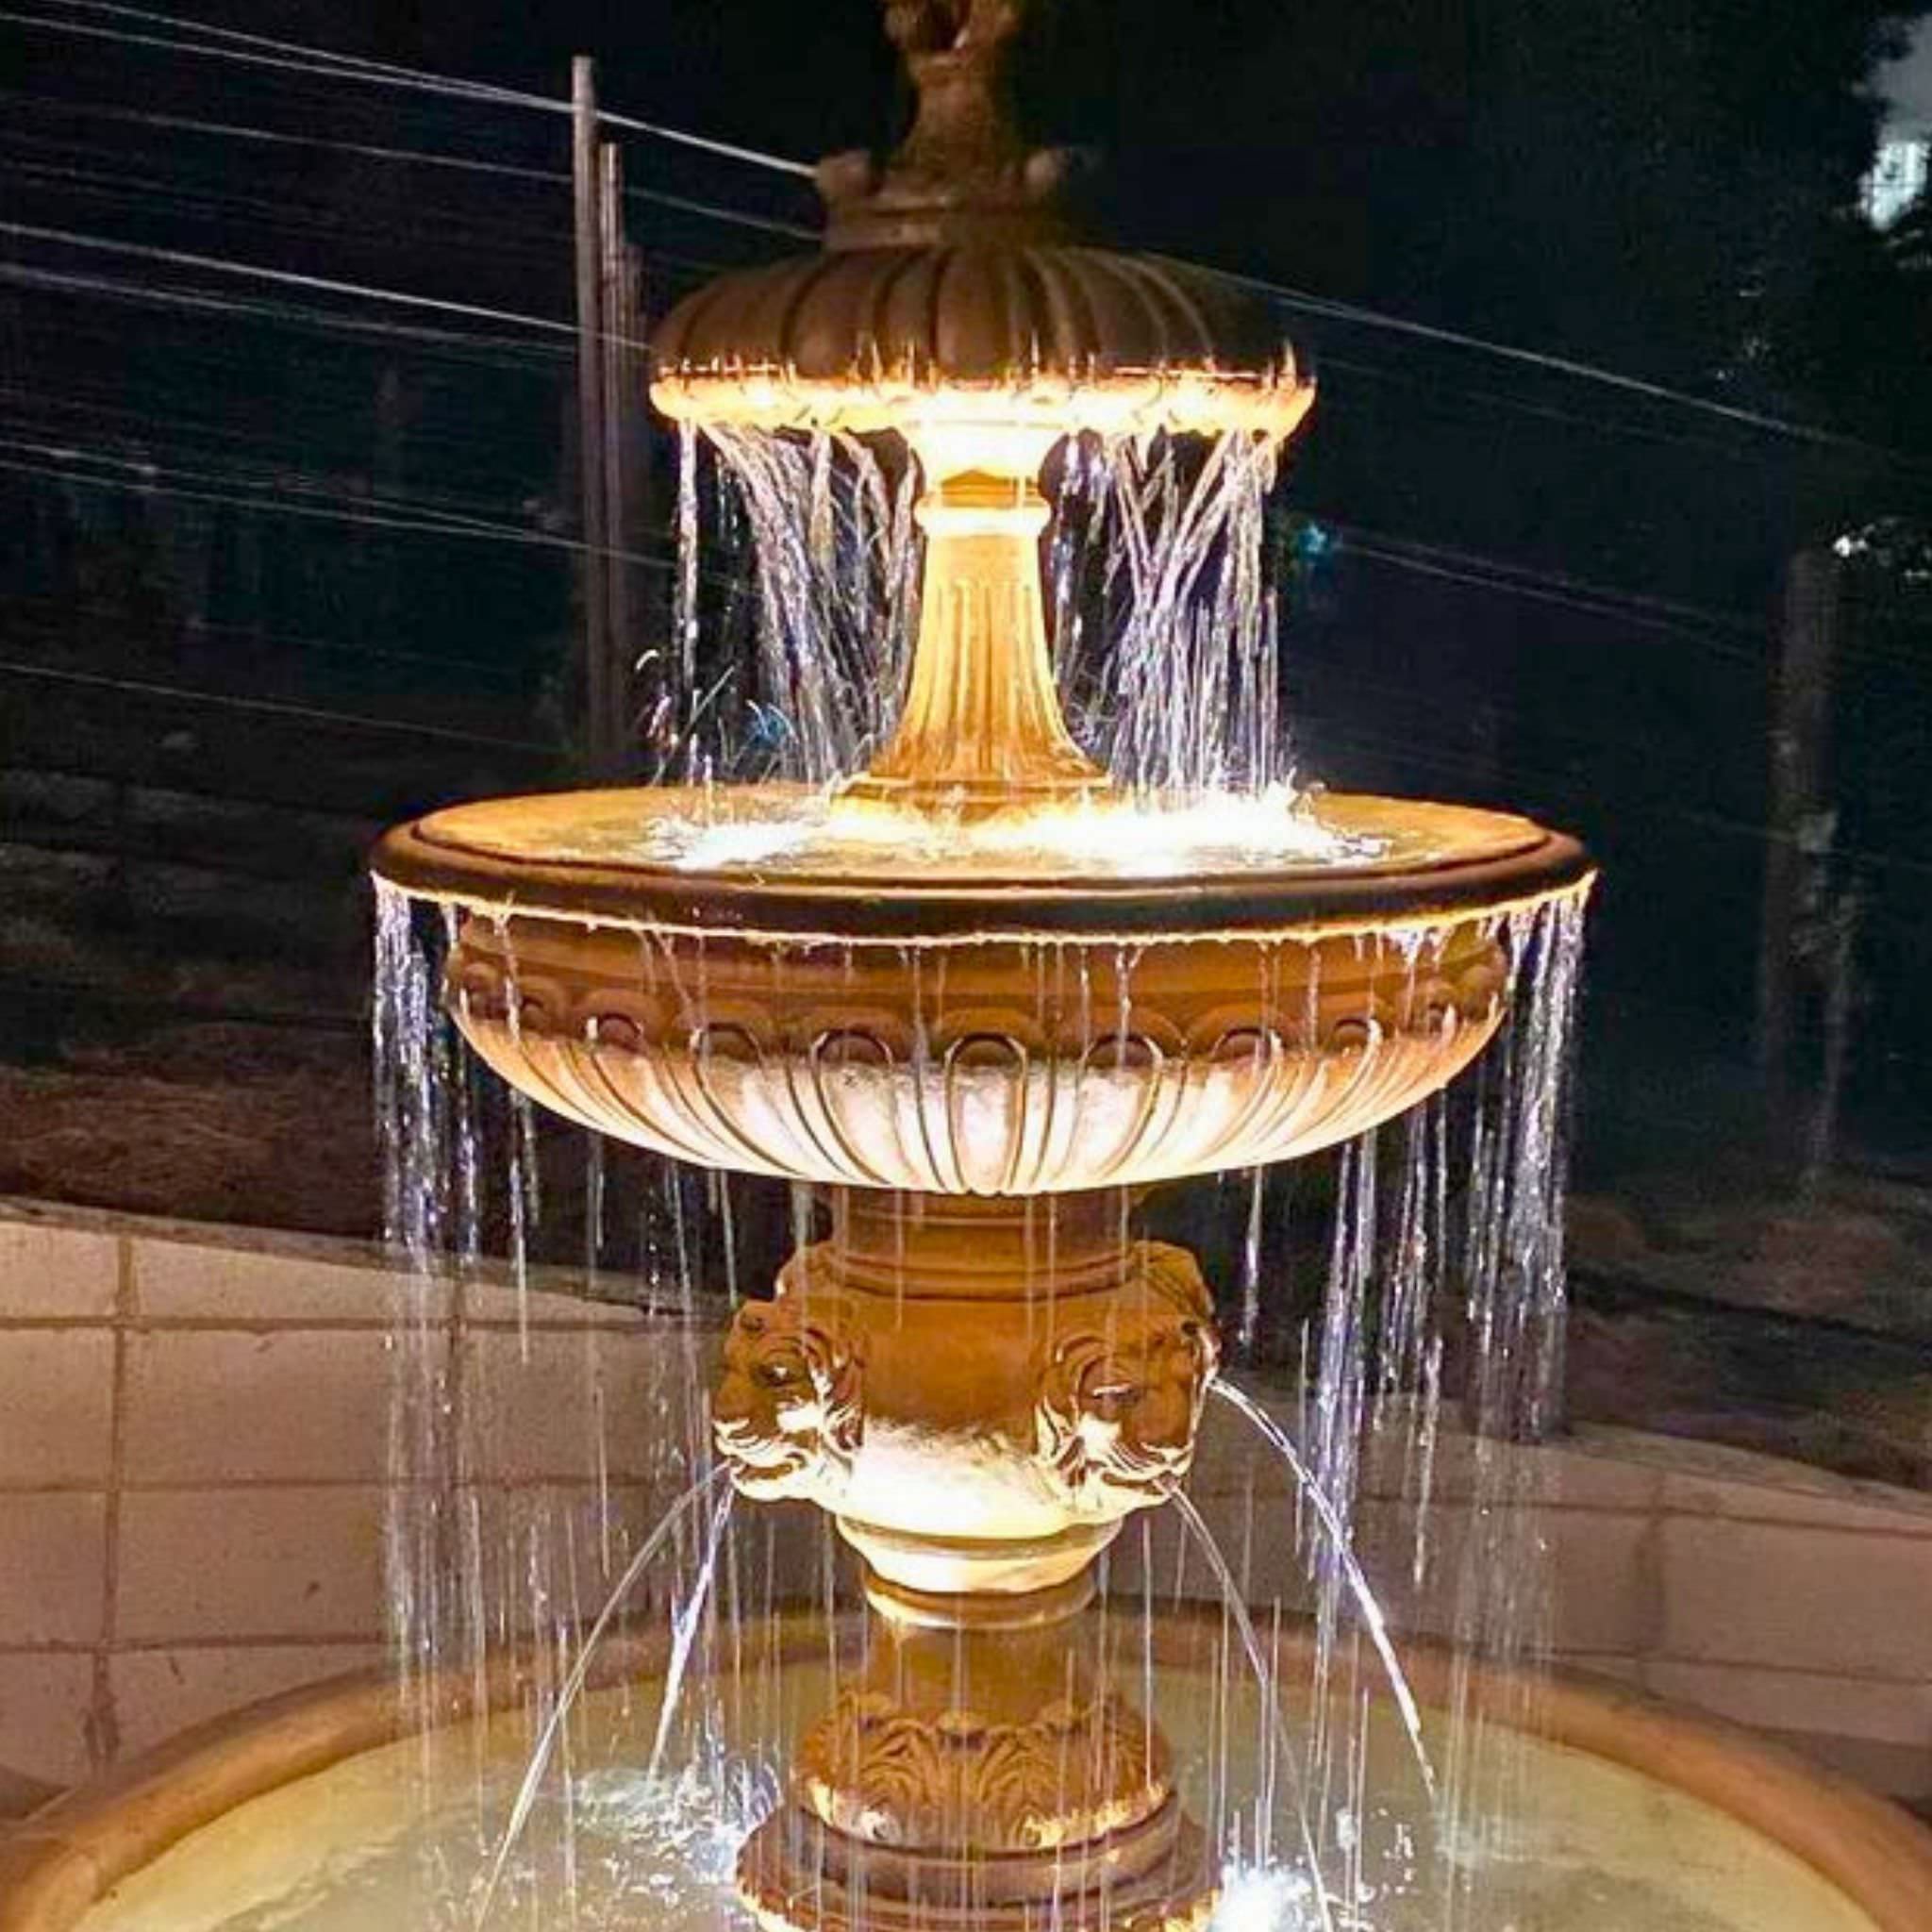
[372, 6, 1585, 1927]
[7, 6, 1932, 1932]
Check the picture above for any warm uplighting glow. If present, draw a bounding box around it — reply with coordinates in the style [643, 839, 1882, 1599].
[649, 361, 1316, 445]
[678, 785, 1376, 877]
[367, 12, 1594, 1929]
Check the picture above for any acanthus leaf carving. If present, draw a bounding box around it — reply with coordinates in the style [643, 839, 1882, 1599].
[798, 1686, 1166, 1851]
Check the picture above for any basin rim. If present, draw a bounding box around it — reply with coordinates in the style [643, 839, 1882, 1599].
[371, 790, 1596, 947]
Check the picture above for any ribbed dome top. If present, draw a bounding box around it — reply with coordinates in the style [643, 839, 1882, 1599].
[652, 244, 1289, 390]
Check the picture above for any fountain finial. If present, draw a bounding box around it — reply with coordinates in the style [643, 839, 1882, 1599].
[816, 0, 1083, 248]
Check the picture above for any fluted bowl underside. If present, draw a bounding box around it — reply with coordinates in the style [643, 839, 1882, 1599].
[649, 246, 1311, 440]
[372, 788, 1591, 1192]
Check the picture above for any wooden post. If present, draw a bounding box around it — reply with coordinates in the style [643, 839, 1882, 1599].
[598, 140, 635, 776]
[1757, 544, 1840, 1123]
[570, 57, 614, 778]
[1801, 883, 1860, 1197]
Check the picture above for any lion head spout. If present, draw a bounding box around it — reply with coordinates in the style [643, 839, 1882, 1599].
[712, 1292, 863, 1504]
[1035, 1248, 1219, 1518]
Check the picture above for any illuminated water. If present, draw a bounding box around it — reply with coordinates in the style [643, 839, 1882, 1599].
[384, 784, 1558, 902]
[75, 1648, 1879, 1932]
[664, 427, 1286, 800]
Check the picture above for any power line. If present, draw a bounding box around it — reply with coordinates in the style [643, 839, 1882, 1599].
[2, 591, 532, 683]
[1316, 352, 1798, 469]
[0, 217, 581, 338]
[1323, 520, 1765, 651]
[0, 219, 724, 357]
[9, 0, 1922, 469]
[0, 365, 561, 486]
[0, 258, 567, 370]
[4, 2, 818, 176]
[0, 92, 818, 240]
[1191, 255, 1921, 467]
[0, 272, 1857, 663]
[1, 432, 551, 535]
[0, 655, 552, 751]
[0, 260, 568, 365]
[0, 441, 683, 573]
[0, 6, 543, 110]
[0, 147, 575, 277]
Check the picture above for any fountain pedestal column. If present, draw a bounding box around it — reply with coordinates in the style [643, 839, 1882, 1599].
[712, 1189, 1223, 1932]
[840, 436, 1103, 819]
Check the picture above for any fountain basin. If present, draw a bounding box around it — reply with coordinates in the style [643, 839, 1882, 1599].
[373, 789, 1589, 1192]
[7, 1613, 1928, 1932]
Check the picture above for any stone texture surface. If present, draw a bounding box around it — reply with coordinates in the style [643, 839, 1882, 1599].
[0, 1652, 97, 1787]
[1642, 1658, 1932, 1748]
[0, 1216, 118, 1320]
[458, 1326, 667, 1484]
[1658, 1515, 1932, 1679]
[116, 1487, 388, 1642]
[0, 1494, 107, 1646]
[0, 1331, 114, 1485]
[110, 1643, 385, 1750]
[123, 1329, 394, 1484]
[131, 1232, 435, 1325]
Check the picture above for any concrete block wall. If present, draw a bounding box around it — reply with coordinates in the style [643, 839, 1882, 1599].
[1, 1199, 1928, 1809]
[0, 1201, 698, 1794]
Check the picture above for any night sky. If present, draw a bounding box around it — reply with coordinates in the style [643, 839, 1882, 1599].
[66, 0, 1915, 412]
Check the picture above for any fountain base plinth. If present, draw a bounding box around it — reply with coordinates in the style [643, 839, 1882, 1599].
[737, 1571, 1217, 1932]
[738, 1799, 1215, 1932]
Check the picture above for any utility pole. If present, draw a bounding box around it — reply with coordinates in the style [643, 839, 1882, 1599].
[570, 57, 617, 778]
[599, 139, 649, 775]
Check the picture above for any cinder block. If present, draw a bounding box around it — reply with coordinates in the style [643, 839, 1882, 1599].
[110, 1642, 385, 1758]
[459, 1329, 679, 1484]
[1660, 1467, 1932, 1539]
[117, 1488, 386, 1642]
[1643, 1657, 1932, 1749]
[0, 1650, 95, 1785]
[0, 1494, 107, 1644]
[131, 1234, 438, 1325]
[124, 1330, 395, 1485]
[1659, 1516, 1932, 1679]
[464, 1277, 651, 1330]
[0, 1332, 114, 1485]
[0, 1217, 118, 1320]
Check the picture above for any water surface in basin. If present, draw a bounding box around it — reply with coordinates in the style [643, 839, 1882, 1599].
[396, 789, 1553, 891]
[76, 1654, 1878, 1932]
